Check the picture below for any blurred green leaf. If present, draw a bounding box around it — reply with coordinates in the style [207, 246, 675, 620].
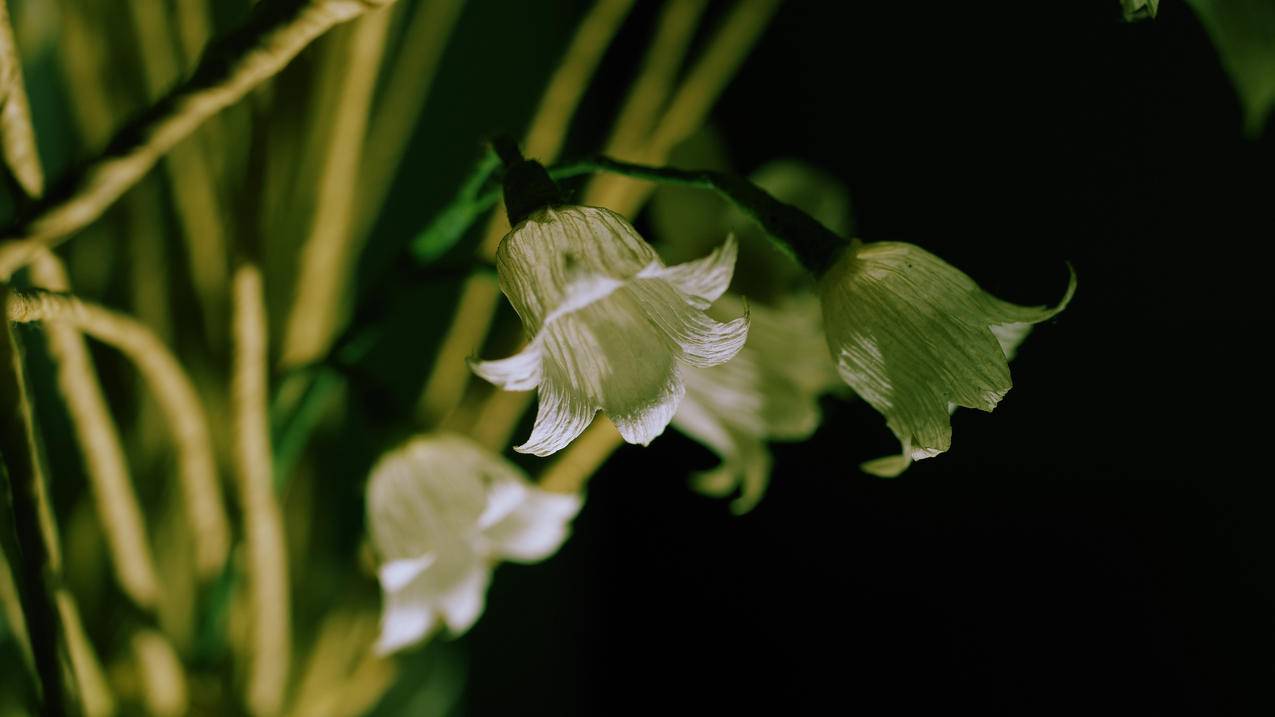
[1185, 0, 1275, 136]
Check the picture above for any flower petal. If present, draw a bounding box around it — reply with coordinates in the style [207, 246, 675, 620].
[496, 206, 661, 331]
[645, 234, 739, 308]
[627, 279, 749, 369]
[378, 554, 437, 592]
[374, 572, 438, 655]
[366, 436, 489, 562]
[820, 242, 1074, 460]
[482, 487, 583, 563]
[430, 554, 490, 634]
[468, 340, 543, 391]
[515, 375, 597, 456]
[607, 370, 684, 447]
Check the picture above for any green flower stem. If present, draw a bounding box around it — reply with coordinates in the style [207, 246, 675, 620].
[426, 153, 851, 275]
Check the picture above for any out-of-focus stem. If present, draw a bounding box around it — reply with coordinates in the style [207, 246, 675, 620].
[0, 546, 31, 671]
[468, 387, 533, 452]
[29, 251, 162, 610]
[0, 295, 70, 716]
[281, 7, 394, 367]
[5, 288, 230, 579]
[56, 592, 115, 717]
[231, 264, 291, 717]
[596, 0, 780, 218]
[416, 271, 501, 426]
[417, 0, 633, 426]
[127, 0, 229, 341]
[538, 418, 623, 494]
[286, 609, 394, 717]
[0, 0, 43, 199]
[131, 628, 189, 717]
[0, 0, 401, 280]
[354, 0, 466, 241]
[599, 0, 708, 164]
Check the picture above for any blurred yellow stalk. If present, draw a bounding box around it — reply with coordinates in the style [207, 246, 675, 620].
[5, 288, 231, 579]
[281, 7, 395, 367]
[355, 0, 468, 242]
[127, 0, 229, 341]
[29, 251, 163, 611]
[539, 418, 624, 494]
[131, 629, 189, 717]
[0, 0, 42, 198]
[231, 264, 291, 717]
[0, 0, 402, 280]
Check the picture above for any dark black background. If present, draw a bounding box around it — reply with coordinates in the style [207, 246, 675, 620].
[453, 2, 1274, 715]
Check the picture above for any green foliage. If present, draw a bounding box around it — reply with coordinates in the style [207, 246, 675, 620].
[1185, 0, 1275, 135]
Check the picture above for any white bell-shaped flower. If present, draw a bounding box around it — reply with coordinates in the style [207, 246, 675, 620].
[470, 205, 749, 456]
[672, 294, 839, 513]
[366, 433, 582, 654]
[820, 241, 1074, 468]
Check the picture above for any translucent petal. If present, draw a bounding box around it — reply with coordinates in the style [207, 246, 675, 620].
[482, 488, 583, 563]
[672, 295, 831, 511]
[859, 453, 912, 479]
[514, 376, 597, 457]
[627, 279, 748, 369]
[430, 554, 490, 634]
[820, 242, 1074, 460]
[491, 204, 749, 454]
[378, 554, 436, 592]
[496, 206, 660, 331]
[646, 234, 738, 308]
[990, 322, 1033, 362]
[522, 286, 686, 452]
[365, 436, 489, 562]
[374, 571, 439, 654]
[468, 340, 543, 391]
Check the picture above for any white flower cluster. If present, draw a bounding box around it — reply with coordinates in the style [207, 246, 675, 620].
[366, 158, 1071, 654]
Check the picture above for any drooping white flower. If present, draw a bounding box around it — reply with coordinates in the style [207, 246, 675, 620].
[672, 293, 839, 513]
[366, 433, 581, 654]
[820, 241, 1075, 471]
[470, 205, 749, 456]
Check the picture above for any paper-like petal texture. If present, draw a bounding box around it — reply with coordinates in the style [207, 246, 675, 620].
[672, 295, 838, 512]
[820, 242, 1074, 463]
[473, 205, 749, 456]
[367, 434, 583, 653]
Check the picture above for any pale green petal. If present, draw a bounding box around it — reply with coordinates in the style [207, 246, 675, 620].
[496, 205, 660, 332]
[481, 487, 582, 563]
[366, 435, 490, 563]
[647, 234, 738, 307]
[820, 242, 1074, 461]
[485, 203, 747, 455]
[990, 322, 1033, 362]
[673, 295, 832, 512]
[859, 454, 912, 479]
[468, 340, 543, 391]
[627, 279, 749, 369]
[374, 575, 438, 654]
[428, 550, 490, 634]
[514, 375, 597, 457]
